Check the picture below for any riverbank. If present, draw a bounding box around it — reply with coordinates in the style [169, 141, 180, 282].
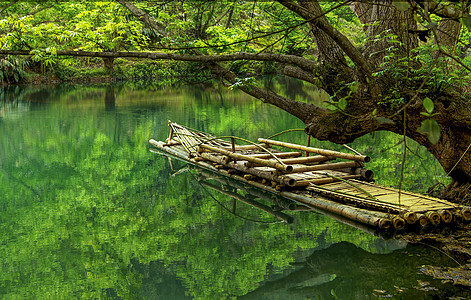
[398, 223, 471, 287]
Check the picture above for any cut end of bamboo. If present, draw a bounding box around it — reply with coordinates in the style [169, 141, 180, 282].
[426, 211, 441, 226]
[439, 210, 453, 224]
[417, 214, 429, 227]
[403, 212, 418, 225]
[392, 217, 406, 230]
[461, 207, 471, 222]
[378, 218, 392, 230]
[363, 169, 374, 179]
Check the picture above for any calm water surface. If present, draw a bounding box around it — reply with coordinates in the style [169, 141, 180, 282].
[0, 81, 466, 299]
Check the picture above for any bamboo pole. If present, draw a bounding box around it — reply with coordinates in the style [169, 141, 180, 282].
[438, 210, 453, 223]
[289, 161, 362, 173]
[282, 191, 391, 229]
[258, 138, 371, 162]
[198, 144, 293, 172]
[288, 175, 362, 187]
[244, 154, 335, 168]
[460, 207, 471, 222]
[426, 211, 441, 226]
[274, 155, 334, 164]
[392, 217, 406, 230]
[197, 152, 292, 186]
[337, 167, 374, 180]
[221, 143, 271, 150]
[417, 214, 429, 227]
[403, 212, 418, 225]
[245, 151, 303, 159]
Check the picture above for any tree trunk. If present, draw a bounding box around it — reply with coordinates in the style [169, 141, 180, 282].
[358, 0, 418, 68]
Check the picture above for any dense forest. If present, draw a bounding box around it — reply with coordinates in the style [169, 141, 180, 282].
[1, 1, 471, 203]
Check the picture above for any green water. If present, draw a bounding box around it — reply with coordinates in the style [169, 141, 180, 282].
[0, 81, 466, 299]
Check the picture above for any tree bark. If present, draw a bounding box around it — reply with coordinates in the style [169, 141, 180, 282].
[114, 0, 167, 36]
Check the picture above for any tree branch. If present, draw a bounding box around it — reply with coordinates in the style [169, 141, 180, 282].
[277, 0, 374, 81]
[0, 49, 317, 73]
[208, 62, 321, 122]
[0, 0, 19, 16]
[114, 0, 167, 36]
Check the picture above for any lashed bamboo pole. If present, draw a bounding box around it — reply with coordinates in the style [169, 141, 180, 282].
[245, 151, 303, 159]
[438, 209, 453, 223]
[288, 175, 362, 187]
[221, 143, 271, 150]
[289, 161, 362, 173]
[272, 155, 334, 165]
[258, 138, 370, 162]
[417, 214, 429, 227]
[392, 217, 406, 230]
[403, 212, 418, 225]
[244, 154, 335, 168]
[461, 207, 471, 222]
[336, 167, 374, 180]
[198, 144, 293, 172]
[282, 192, 392, 229]
[307, 184, 407, 214]
[197, 152, 292, 186]
[200, 180, 294, 223]
[426, 211, 441, 226]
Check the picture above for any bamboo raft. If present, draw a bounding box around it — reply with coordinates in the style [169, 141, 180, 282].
[149, 121, 471, 231]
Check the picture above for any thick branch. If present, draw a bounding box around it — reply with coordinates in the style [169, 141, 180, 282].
[114, 0, 167, 36]
[208, 62, 321, 122]
[416, 1, 467, 19]
[0, 0, 19, 15]
[277, 0, 374, 81]
[0, 49, 317, 73]
[282, 65, 317, 85]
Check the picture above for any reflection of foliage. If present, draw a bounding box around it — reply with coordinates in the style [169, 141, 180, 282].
[0, 55, 28, 83]
[0, 83, 449, 299]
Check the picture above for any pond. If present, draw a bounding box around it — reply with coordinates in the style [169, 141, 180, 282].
[0, 80, 467, 299]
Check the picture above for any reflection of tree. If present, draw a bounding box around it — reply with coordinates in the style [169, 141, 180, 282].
[241, 241, 466, 299]
[0, 83, 455, 299]
[104, 85, 115, 110]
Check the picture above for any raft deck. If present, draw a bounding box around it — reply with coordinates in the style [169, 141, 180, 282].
[149, 121, 471, 231]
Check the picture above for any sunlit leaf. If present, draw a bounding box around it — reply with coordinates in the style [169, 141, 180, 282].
[461, 14, 471, 31]
[423, 97, 434, 114]
[417, 118, 441, 144]
[338, 98, 347, 111]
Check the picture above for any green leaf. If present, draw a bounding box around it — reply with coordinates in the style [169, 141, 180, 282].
[423, 97, 434, 114]
[461, 14, 471, 31]
[375, 117, 394, 124]
[372, 108, 377, 117]
[392, 1, 410, 12]
[338, 98, 347, 111]
[417, 119, 441, 144]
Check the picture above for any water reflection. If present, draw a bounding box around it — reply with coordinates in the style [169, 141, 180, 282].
[241, 241, 462, 299]
[0, 81, 462, 299]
